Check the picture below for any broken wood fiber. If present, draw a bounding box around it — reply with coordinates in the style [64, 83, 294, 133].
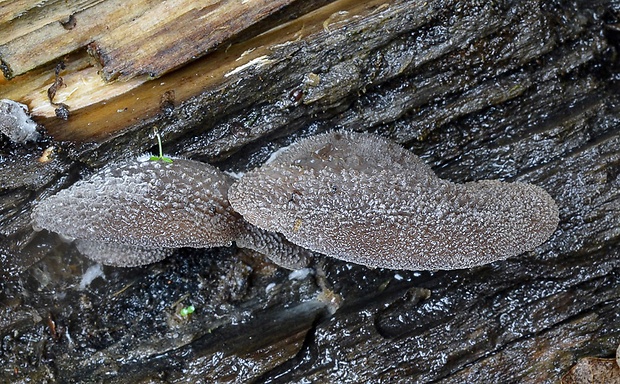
[0, 0, 392, 142]
[89, 0, 296, 81]
[0, 0, 162, 79]
[0, 0, 295, 80]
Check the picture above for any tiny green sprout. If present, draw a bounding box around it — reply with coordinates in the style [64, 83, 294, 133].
[179, 305, 195, 317]
[149, 129, 173, 163]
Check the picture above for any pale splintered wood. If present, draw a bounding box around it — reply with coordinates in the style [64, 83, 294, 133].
[0, 0, 161, 78]
[0, 0, 104, 44]
[0, 0, 384, 142]
[0, 0, 294, 80]
[89, 0, 296, 81]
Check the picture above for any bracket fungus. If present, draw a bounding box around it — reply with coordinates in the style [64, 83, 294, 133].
[31, 156, 310, 268]
[228, 131, 560, 270]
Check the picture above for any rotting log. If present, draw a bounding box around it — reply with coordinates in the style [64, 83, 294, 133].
[1, 0, 619, 383]
[0, 0, 389, 141]
[88, 0, 298, 81]
[0, 0, 297, 80]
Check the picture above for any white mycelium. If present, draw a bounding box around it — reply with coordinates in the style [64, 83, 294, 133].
[0, 99, 39, 143]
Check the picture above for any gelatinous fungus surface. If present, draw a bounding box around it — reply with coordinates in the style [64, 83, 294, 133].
[32, 158, 240, 250]
[74, 239, 174, 267]
[31, 157, 311, 268]
[0, 99, 39, 143]
[229, 131, 559, 270]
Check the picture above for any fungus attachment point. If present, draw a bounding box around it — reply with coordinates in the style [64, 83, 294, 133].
[228, 131, 559, 270]
[32, 157, 310, 268]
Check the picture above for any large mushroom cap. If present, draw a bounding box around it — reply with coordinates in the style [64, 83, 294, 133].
[32, 157, 240, 249]
[229, 131, 559, 270]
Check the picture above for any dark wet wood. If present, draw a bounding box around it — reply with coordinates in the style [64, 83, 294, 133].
[1, 0, 619, 383]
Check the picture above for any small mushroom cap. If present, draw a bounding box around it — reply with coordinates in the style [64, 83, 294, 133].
[229, 131, 559, 270]
[32, 158, 240, 249]
[264, 130, 437, 177]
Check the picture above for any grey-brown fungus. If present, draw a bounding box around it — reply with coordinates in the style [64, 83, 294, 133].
[32, 157, 310, 268]
[74, 240, 174, 268]
[235, 221, 312, 269]
[228, 131, 560, 270]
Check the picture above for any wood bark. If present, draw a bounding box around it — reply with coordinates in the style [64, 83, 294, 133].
[0, 0, 619, 383]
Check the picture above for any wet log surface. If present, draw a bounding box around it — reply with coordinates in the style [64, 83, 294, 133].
[1, 0, 619, 383]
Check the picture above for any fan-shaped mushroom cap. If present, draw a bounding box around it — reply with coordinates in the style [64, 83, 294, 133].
[32, 158, 239, 250]
[32, 156, 311, 268]
[228, 131, 559, 270]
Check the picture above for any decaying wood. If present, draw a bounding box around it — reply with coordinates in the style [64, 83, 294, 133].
[0, 0, 158, 78]
[0, 0, 295, 81]
[562, 357, 620, 384]
[0, 0, 383, 141]
[89, 0, 297, 81]
[0, 0, 619, 383]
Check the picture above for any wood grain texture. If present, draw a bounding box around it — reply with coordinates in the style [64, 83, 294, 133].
[89, 0, 296, 81]
[0, 0, 295, 80]
[0, 0, 160, 78]
[0, 0, 372, 141]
